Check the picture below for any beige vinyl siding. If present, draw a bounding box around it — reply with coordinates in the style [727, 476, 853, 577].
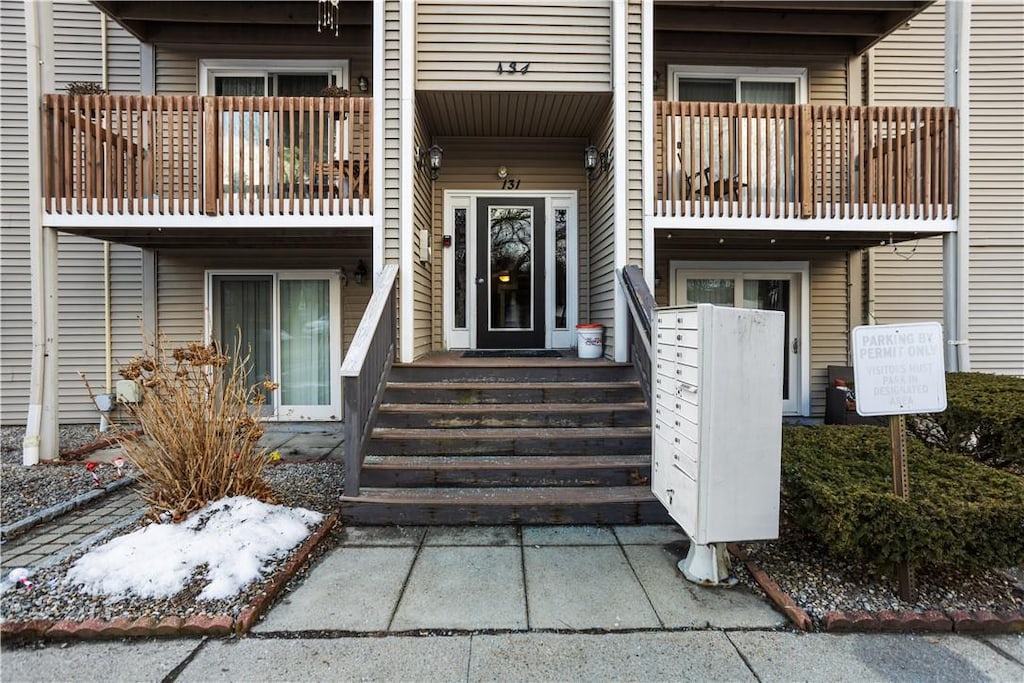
[430, 137, 591, 350]
[52, 0, 102, 89]
[155, 48, 198, 95]
[868, 1, 946, 329]
[416, 1, 611, 92]
[650, 236, 850, 416]
[57, 237, 144, 422]
[384, 0, 401, 265]
[0, 0, 31, 424]
[105, 14, 141, 92]
[969, 1, 1024, 375]
[155, 243, 373, 355]
[412, 110, 433, 357]
[588, 104, 618, 357]
[626, 0, 643, 266]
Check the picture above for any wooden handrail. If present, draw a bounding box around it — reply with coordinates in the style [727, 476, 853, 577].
[654, 101, 958, 221]
[41, 94, 374, 218]
[340, 264, 399, 497]
[618, 265, 655, 410]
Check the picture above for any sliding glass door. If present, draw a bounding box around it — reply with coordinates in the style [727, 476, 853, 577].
[210, 271, 342, 420]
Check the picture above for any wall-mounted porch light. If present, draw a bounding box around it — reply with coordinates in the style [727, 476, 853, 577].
[357, 75, 369, 92]
[354, 260, 368, 284]
[584, 144, 611, 180]
[416, 144, 444, 180]
[497, 270, 511, 283]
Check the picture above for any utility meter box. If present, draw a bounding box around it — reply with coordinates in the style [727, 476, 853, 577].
[652, 304, 785, 545]
[116, 379, 142, 404]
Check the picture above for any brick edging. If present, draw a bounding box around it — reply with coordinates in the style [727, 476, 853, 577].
[0, 512, 337, 642]
[823, 609, 1024, 633]
[727, 543, 813, 632]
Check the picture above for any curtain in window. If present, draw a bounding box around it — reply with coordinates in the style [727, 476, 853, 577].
[213, 276, 274, 409]
[215, 77, 266, 194]
[279, 279, 331, 406]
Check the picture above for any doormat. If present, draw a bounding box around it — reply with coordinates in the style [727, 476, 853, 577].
[462, 350, 562, 358]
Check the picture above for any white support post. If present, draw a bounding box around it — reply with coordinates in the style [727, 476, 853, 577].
[641, 0, 655, 290]
[943, 0, 971, 372]
[399, 0, 415, 363]
[372, 0, 385, 280]
[612, 0, 629, 362]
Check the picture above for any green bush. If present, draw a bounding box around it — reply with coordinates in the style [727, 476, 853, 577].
[782, 425, 1024, 573]
[915, 372, 1024, 472]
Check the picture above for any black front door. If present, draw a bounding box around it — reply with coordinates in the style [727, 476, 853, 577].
[475, 197, 546, 348]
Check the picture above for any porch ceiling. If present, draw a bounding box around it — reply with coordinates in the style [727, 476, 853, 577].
[656, 1, 936, 56]
[654, 228, 946, 252]
[417, 91, 612, 139]
[91, 0, 371, 55]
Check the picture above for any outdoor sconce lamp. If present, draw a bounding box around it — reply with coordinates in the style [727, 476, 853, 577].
[584, 144, 611, 180]
[416, 144, 444, 180]
[354, 260, 368, 284]
[357, 74, 369, 92]
[654, 270, 663, 288]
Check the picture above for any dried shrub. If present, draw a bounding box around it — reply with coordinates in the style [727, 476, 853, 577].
[65, 81, 108, 96]
[114, 336, 278, 522]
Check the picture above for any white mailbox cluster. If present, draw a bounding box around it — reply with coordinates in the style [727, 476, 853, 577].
[652, 304, 785, 582]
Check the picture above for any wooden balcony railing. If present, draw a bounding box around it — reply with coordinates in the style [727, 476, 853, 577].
[42, 94, 374, 218]
[655, 102, 958, 221]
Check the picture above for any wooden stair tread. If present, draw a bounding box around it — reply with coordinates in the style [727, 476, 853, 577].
[385, 381, 640, 390]
[363, 454, 652, 470]
[378, 402, 648, 413]
[370, 426, 651, 439]
[341, 486, 656, 506]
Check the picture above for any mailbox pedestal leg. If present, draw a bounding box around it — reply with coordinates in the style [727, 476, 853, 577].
[679, 542, 737, 586]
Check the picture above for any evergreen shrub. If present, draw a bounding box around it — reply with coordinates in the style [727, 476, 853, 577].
[782, 425, 1024, 572]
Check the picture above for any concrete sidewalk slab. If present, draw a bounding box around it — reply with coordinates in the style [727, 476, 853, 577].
[612, 524, 687, 545]
[255, 546, 416, 633]
[728, 632, 1024, 683]
[391, 546, 527, 631]
[424, 525, 519, 546]
[338, 525, 425, 546]
[986, 634, 1023, 662]
[523, 525, 617, 546]
[623, 544, 786, 629]
[468, 632, 755, 682]
[179, 636, 472, 683]
[524, 545, 660, 630]
[0, 639, 199, 683]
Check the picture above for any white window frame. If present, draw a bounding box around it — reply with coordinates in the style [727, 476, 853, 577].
[669, 260, 810, 416]
[442, 191, 579, 350]
[199, 59, 350, 96]
[667, 65, 808, 104]
[204, 269, 343, 421]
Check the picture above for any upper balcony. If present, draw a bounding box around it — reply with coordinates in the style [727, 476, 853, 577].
[653, 101, 958, 232]
[42, 94, 373, 228]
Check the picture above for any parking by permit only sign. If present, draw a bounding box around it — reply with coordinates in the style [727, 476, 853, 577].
[851, 322, 947, 417]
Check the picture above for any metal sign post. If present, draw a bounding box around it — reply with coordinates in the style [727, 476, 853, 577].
[889, 414, 915, 601]
[852, 322, 947, 605]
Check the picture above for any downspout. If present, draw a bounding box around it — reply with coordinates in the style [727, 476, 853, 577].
[101, 14, 114, 429]
[944, 0, 971, 371]
[23, 0, 43, 465]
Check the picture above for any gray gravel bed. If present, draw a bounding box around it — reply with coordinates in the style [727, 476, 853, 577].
[0, 462, 344, 625]
[736, 516, 1024, 627]
[1, 426, 133, 527]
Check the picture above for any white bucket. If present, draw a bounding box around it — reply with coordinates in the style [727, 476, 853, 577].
[576, 324, 604, 359]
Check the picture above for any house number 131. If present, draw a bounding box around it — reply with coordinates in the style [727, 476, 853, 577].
[501, 178, 521, 190]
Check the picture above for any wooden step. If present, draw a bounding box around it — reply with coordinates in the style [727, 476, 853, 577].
[390, 362, 637, 384]
[339, 486, 672, 525]
[374, 402, 650, 429]
[367, 426, 652, 456]
[382, 381, 645, 405]
[361, 454, 653, 488]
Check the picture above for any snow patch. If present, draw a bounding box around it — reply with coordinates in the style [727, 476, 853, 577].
[66, 496, 323, 601]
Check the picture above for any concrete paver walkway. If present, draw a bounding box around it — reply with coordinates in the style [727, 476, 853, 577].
[254, 524, 786, 634]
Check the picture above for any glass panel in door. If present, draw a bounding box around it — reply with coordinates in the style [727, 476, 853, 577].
[279, 278, 331, 408]
[215, 77, 266, 198]
[275, 74, 332, 193]
[476, 198, 545, 348]
[685, 278, 735, 306]
[740, 81, 797, 203]
[212, 275, 274, 415]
